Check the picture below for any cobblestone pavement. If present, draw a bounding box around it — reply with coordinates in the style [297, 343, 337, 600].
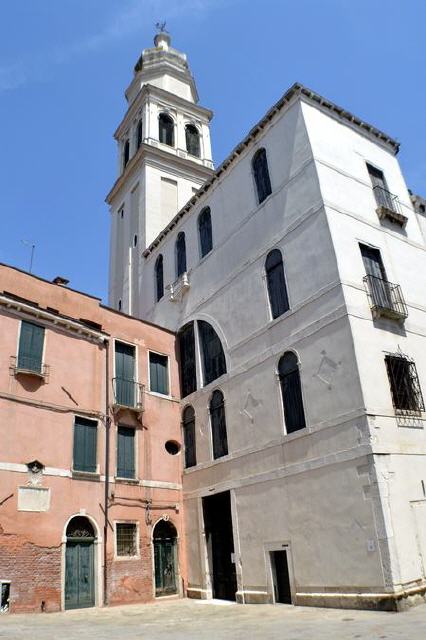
[1, 599, 426, 640]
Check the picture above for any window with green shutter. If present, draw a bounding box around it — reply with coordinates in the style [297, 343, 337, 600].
[114, 341, 136, 407]
[73, 417, 97, 473]
[149, 352, 169, 395]
[117, 426, 135, 479]
[18, 321, 45, 373]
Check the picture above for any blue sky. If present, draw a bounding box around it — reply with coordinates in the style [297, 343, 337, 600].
[1, 0, 425, 302]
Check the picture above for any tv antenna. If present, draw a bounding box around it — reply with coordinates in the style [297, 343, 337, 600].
[155, 21, 168, 33]
[21, 240, 36, 273]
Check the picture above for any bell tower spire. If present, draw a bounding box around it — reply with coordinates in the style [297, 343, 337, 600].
[106, 33, 214, 316]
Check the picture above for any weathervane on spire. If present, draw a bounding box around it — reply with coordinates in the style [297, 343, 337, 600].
[155, 21, 168, 33]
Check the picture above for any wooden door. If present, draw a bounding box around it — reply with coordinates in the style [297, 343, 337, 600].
[154, 538, 177, 596]
[65, 540, 95, 609]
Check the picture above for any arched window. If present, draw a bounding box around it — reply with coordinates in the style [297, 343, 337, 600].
[252, 147, 272, 204]
[155, 254, 164, 302]
[210, 390, 228, 459]
[183, 405, 196, 468]
[136, 120, 143, 150]
[278, 352, 306, 434]
[198, 207, 212, 258]
[178, 322, 196, 397]
[198, 320, 226, 386]
[159, 113, 174, 147]
[185, 124, 200, 157]
[176, 232, 186, 277]
[123, 139, 130, 169]
[265, 249, 289, 319]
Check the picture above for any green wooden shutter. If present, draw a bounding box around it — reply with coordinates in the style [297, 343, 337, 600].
[117, 426, 135, 478]
[115, 342, 136, 406]
[150, 353, 168, 395]
[18, 321, 45, 372]
[73, 418, 97, 472]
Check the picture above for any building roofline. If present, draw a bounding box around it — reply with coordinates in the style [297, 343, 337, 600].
[143, 82, 400, 257]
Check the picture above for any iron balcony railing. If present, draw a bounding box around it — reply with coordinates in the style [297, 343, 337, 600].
[373, 185, 407, 226]
[10, 355, 49, 379]
[363, 275, 408, 321]
[112, 377, 144, 411]
[169, 272, 190, 302]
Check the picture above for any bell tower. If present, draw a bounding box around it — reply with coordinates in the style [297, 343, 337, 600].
[107, 31, 214, 316]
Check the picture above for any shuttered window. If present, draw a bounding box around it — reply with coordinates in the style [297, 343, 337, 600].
[265, 249, 289, 319]
[18, 321, 45, 373]
[117, 426, 135, 479]
[115, 342, 136, 407]
[155, 254, 164, 302]
[185, 124, 200, 157]
[176, 232, 186, 277]
[210, 390, 228, 459]
[183, 405, 196, 468]
[159, 113, 174, 146]
[279, 352, 306, 434]
[198, 321, 226, 386]
[198, 207, 212, 258]
[252, 148, 272, 204]
[149, 352, 169, 395]
[178, 323, 196, 398]
[73, 417, 97, 473]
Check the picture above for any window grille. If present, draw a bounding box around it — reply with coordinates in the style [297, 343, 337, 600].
[210, 390, 228, 459]
[385, 354, 425, 414]
[183, 405, 196, 468]
[116, 523, 137, 557]
[252, 148, 272, 204]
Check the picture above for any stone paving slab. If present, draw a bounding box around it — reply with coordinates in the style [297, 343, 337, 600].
[1, 599, 426, 640]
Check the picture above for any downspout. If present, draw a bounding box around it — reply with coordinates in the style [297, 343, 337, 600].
[103, 337, 111, 606]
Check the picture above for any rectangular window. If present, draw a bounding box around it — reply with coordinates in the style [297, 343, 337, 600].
[117, 426, 135, 479]
[385, 354, 425, 413]
[149, 352, 169, 395]
[116, 522, 138, 557]
[115, 341, 136, 407]
[18, 321, 45, 373]
[73, 417, 97, 473]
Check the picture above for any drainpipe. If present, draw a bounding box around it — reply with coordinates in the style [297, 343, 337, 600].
[103, 337, 111, 606]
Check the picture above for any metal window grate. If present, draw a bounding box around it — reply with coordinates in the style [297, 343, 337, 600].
[116, 523, 137, 557]
[385, 354, 425, 414]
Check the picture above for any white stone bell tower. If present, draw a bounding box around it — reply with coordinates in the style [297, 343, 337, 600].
[107, 31, 214, 316]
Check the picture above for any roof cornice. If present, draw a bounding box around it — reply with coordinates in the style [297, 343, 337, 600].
[143, 82, 400, 257]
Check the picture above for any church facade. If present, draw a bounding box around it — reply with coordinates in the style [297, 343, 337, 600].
[108, 33, 426, 610]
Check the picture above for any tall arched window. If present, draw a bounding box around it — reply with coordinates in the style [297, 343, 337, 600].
[159, 113, 174, 147]
[155, 254, 164, 302]
[198, 320, 226, 386]
[185, 124, 200, 157]
[198, 207, 212, 258]
[278, 352, 306, 434]
[136, 120, 143, 150]
[252, 147, 272, 204]
[266, 249, 289, 319]
[123, 139, 130, 169]
[178, 322, 196, 397]
[176, 232, 186, 277]
[210, 390, 228, 459]
[183, 405, 196, 468]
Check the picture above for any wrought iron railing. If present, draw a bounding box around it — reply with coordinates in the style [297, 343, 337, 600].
[10, 355, 49, 379]
[363, 275, 408, 321]
[169, 272, 190, 302]
[373, 186, 407, 226]
[112, 377, 144, 410]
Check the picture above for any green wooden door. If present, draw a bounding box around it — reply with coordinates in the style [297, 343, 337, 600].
[154, 539, 177, 596]
[65, 540, 95, 609]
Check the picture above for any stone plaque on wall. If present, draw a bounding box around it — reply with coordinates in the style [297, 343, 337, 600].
[17, 486, 50, 512]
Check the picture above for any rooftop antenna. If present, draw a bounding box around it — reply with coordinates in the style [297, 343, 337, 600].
[21, 240, 35, 273]
[155, 21, 168, 33]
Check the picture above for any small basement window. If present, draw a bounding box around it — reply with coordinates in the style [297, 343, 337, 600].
[116, 523, 138, 557]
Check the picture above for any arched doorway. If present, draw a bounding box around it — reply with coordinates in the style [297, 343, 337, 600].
[64, 516, 96, 609]
[153, 519, 178, 597]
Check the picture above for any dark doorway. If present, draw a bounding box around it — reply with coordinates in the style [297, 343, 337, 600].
[202, 491, 237, 601]
[64, 517, 95, 610]
[271, 550, 292, 604]
[153, 519, 178, 597]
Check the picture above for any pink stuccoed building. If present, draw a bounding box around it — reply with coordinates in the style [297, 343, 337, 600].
[0, 264, 185, 613]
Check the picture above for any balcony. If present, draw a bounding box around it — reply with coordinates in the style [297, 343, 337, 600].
[10, 355, 49, 381]
[169, 272, 190, 302]
[373, 185, 407, 227]
[112, 377, 144, 418]
[363, 275, 408, 322]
